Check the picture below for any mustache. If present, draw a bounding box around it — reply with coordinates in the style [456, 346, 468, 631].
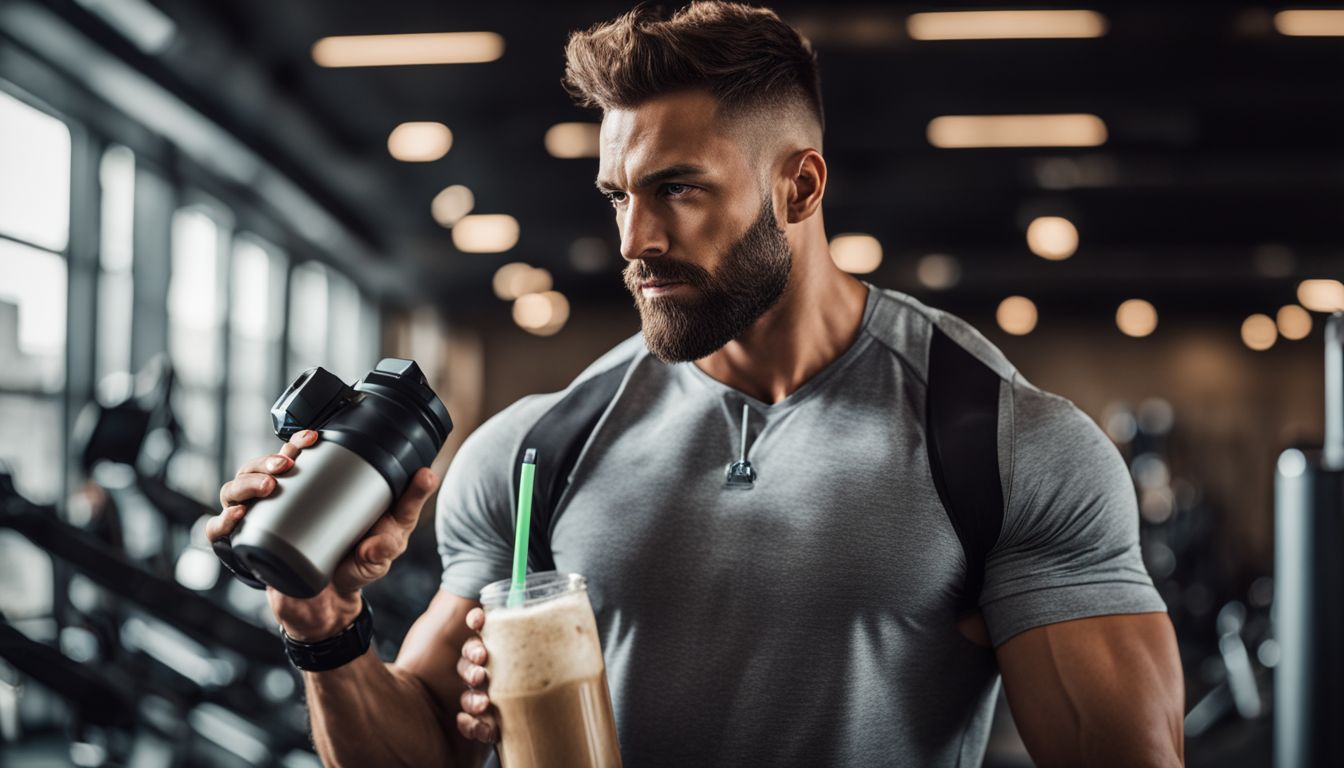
[623, 258, 713, 290]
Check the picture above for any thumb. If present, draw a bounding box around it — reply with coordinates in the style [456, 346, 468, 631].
[333, 532, 398, 592]
[390, 468, 438, 528]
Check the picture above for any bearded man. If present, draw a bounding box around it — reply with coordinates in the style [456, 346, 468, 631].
[210, 3, 1183, 765]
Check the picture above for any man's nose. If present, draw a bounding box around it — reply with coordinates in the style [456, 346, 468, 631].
[619, 199, 668, 262]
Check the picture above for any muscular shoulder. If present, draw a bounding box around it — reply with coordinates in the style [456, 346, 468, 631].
[860, 286, 1120, 499]
[1003, 375, 1130, 519]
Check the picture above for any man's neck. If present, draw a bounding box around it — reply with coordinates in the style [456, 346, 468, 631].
[694, 250, 869, 404]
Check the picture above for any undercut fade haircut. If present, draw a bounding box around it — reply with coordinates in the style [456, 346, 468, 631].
[562, 1, 824, 136]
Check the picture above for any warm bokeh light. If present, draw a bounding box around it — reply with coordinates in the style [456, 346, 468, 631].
[387, 122, 452, 162]
[927, 114, 1107, 148]
[1026, 216, 1078, 260]
[513, 290, 570, 336]
[1116, 299, 1158, 337]
[311, 32, 505, 67]
[916, 254, 961, 290]
[492, 262, 552, 301]
[830, 234, 882, 274]
[1242, 314, 1277, 351]
[996, 296, 1038, 335]
[1276, 304, 1312, 340]
[452, 214, 519, 253]
[1297, 279, 1344, 312]
[1274, 10, 1344, 36]
[907, 10, 1107, 40]
[544, 123, 601, 159]
[431, 184, 474, 227]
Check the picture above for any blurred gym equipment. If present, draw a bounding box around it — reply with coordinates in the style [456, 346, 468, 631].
[1273, 312, 1344, 768]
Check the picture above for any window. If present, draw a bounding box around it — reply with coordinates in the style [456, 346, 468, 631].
[0, 241, 67, 392]
[96, 144, 136, 392]
[167, 207, 228, 502]
[286, 261, 329, 381]
[226, 235, 287, 471]
[0, 87, 71, 505]
[0, 89, 70, 252]
[327, 268, 380, 381]
[287, 261, 380, 388]
[0, 241, 67, 503]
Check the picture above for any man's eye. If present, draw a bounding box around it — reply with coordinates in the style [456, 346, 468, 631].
[663, 183, 691, 197]
[604, 191, 628, 206]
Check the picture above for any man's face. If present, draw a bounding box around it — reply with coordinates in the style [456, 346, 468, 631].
[597, 90, 792, 363]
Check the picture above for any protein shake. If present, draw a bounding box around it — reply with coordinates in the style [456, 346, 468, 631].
[480, 572, 621, 768]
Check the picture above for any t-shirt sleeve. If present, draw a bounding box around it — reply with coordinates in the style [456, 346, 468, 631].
[434, 402, 529, 600]
[979, 375, 1168, 647]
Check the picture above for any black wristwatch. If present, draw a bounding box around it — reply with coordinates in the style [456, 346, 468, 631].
[281, 598, 374, 672]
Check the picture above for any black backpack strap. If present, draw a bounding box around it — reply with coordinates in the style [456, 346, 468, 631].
[925, 327, 1006, 613]
[513, 360, 632, 572]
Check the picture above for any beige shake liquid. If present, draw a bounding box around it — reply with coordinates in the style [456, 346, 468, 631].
[481, 586, 621, 768]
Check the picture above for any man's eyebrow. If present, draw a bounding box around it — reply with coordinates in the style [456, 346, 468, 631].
[594, 164, 708, 193]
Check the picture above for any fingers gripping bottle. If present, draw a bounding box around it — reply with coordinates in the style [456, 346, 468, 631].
[214, 359, 452, 597]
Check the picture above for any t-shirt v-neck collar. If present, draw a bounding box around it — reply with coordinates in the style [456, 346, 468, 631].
[675, 283, 880, 414]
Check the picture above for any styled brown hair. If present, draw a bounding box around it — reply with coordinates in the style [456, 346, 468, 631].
[563, 2, 823, 135]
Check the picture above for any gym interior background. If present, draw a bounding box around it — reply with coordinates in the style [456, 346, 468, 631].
[1, 1, 1342, 766]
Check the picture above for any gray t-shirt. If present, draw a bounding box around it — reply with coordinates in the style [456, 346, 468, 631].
[436, 284, 1165, 767]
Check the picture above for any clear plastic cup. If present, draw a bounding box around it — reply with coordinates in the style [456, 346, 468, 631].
[479, 572, 622, 768]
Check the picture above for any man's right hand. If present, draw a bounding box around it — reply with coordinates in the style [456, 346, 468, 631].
[206, 429, 440, 642]
[456, 606, 501, 743]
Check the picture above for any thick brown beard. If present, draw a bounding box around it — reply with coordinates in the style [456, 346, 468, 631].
[623, 196, 792, 363]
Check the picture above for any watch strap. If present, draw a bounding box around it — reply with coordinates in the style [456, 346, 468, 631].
[281, 598, 374, 672]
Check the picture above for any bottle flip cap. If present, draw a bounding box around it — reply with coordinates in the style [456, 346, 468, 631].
[271, 367, 358, 439]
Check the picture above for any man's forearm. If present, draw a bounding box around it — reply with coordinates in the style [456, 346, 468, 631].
[305, 648, 458, 768]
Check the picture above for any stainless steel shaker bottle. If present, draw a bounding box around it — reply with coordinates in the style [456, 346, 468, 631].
[213, 358, 452, 597]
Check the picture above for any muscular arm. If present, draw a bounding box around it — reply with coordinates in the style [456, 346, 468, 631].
[997, 612, 1184, 768]
[305, 590, 493, 768]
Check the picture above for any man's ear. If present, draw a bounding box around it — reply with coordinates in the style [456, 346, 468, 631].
[784, 149, 826, 224]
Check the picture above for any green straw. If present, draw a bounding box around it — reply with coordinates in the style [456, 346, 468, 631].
[508, 448, 537, 608]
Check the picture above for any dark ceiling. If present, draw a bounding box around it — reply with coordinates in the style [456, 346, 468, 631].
[47, 1, 1344, 316]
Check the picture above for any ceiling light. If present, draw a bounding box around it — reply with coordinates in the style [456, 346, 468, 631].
[996, 296, 1038, 336]
[1242, 314, 1277, 351]
[492, 263, 552, 301]
[387, 122, 452, 162]
[916, 254, 961, 290]
[1116, 299, 1158, 338]
[907, 10, 1107, 41]
[1297, 279, 1344, 312]
[513, 291, 570, 336]
[1274, 10, 1344, 36]
[830, 234, 882, 274]
[545, 123, 601, 159]
[493, 263, 531, 300]
[311, 32, 505, 67]
[927, 114, 1107, 148]
[1276, 305, 1312, 341]
[431, 185, 474, 227]
[1026, 216, 1078, 260]
[452, 214, 519, 253]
